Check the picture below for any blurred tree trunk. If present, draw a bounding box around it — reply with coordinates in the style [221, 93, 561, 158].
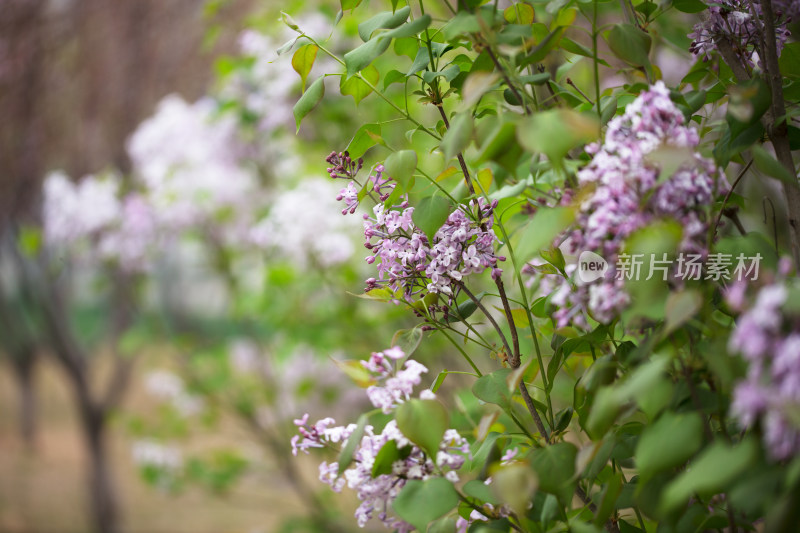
[12, 347, 39, 450]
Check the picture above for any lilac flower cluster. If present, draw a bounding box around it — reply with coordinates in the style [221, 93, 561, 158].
[292, 347, 469, 531]
[728, 278, 800, 460]
[362, 346, 429, 413]
[325, 151, 504, 301]
[689, 0, 796, 67]
[540, 82, 726, 328]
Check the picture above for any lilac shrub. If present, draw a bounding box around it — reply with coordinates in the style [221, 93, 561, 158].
[292, 348, 468, 531]
[541, 82, 727, 328]
[689, 0, 796, 67]
[728, 272, 800, 459]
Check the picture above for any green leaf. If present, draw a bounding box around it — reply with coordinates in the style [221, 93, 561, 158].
[383, 149, 417, 188]
[463, 479, 500, 504]
[392, 478, 460, 531]
[661, 438, 758, 513]
[664, 289, 702, 335]
[383, 69, 407, 89]
[752, 144, 799, 188]
[341, 0, 362, 10]
[358, 6, 411, 41]
[395, 399, 449, 456]
[407, 46, 433, 76]
[291, 44, 318, 92]
[440, 112, 474, 161]
[458, 71, 501, 110]
[293, 76, 325, 132]
[340, 64, 379, 105]
[503, 3, 535, 24]
[517, 109, 599, 163]
[606, 23, 651, 67]
[381, 14, 432, 39]
[346, 123, 382, 158]
[428, 516, 458, 533]
[635, 412, 704, 480]
[443, 11, 480, 41]
[472, 369, 513, 409]
[344, 38, 391, 78]
[672, 0, 708, 12]
[779, 42, 800, 78]
[338, 414, 368, 475]
[529, 442, 578, 503]
[520, 26, 566, 66]
[491, 463, 538, 516]
[391, 326, 424, 356]
[412, 195, 453, 243]
[372, 440, 413, 477]
[512, 207, 576, 266]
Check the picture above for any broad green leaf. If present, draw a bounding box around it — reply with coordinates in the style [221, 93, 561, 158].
[520, 26, 565, 66]
[341, 0, 362, 10]
[503, 3, 535, 24]
[412, 195, 453, 243]
[447, 298, 479, 323]
[440, 112, 474, 161]
[391, 326, 423, 356]
[528, 442, 577, 503]
[383, 69, 407, 89]
[491, 463, 538, 516]
[661, 438, 758, 513]
[428, 516, 458, 533]
[752, 144, 799, 188]
[344, 38, 391, 78]
[779, 42, 800, 78]
[664, 289, 702, 335]
[357, 6, 410, 41]
[606, 23, 651, 67]
[338, 414, 368, 475]
[340, 64, 379, 105]
[407, 46, 432, 76]
[635, 412, 704, 480]
[381, 15, 432, 39]
[291, 44, 318, 92]
[458, 71, 501, 111]
[512, 207, 576, 266]
[346, 123, 382, 158]
[383, 149, 417, 188]
[396, 399, 449, 456]
[672, 0, 708, 12]
[517, 109, 600, 163]
[372, 440, 412, 477]
[594, 473, 623, 527]
[463, 479, 500, 504]
[392, 478, 460, 531]
[443, 11, 480, 40]
[472, 369, 513, 409]
[293, 76, 325, 131]
[331, 359, 375, 387]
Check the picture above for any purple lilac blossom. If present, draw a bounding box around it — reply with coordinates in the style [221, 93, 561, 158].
[688, 0, 795, 67]
[325, 152, 505, 302]
[728, 279, 800, 460]
[291, 347, 469, 531]
[535, 82, 726, 328]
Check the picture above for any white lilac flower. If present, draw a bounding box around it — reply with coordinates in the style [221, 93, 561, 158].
[42, 171, 121, 247]
[127, 94, 258, 231]
[131, 439, 183, 471]
[249, 179, 360, 268]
